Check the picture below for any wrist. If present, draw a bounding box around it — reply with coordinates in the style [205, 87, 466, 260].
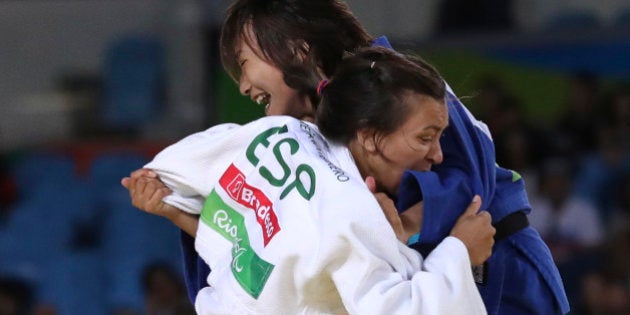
[161, 203, 180, 221]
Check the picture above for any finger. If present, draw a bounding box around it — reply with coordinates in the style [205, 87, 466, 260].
[126, 175, 142, 192]
[476, 210, 492, 221]
[375, 193, 397, 216]
[374, 192, 403, 238]
[121, 177, 131, 189]
[488, 222, 496, 237]
[364, 176, 376, 193]
[134, 177, 149, 197]
[463, 195, 482, 216]
[146, 185, 165, 210]
[130, 168, 157, 179]
[147, 180, 168, 201]
[153, 187, 173, 211]
[132, 178, 156, 210]
[157, 186, 172, 199]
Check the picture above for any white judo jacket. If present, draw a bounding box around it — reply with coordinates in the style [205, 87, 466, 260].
[145, 116, 486, 315]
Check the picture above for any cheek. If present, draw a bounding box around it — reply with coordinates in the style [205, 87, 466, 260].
[398, 146, 427, 169]
[378, 159, 406, 193]
[277, 88, 305, 114]
[268, 68, 286, 86]
[381, 169, 406, 197]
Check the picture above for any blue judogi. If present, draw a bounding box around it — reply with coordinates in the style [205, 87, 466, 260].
[180, 230, 209, 303]
[385, 36, 569, 314]
[180, 36, 569, 314]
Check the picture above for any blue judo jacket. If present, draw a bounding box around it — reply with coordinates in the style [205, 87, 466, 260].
[383, 36, 569, 314]
[397, 95, 569, 315]
[181, 36, 569, 315]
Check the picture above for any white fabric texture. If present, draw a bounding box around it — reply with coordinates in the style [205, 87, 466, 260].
[146, 116, 486, 315]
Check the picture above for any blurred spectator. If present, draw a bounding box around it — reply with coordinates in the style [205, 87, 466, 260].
[436, 0, 515, 34]
[599, 85, 630, 152]
[141, 262, 194, 315]
[572, 126, 630, 223]
[579, 227, 630, 315]
[605, 173, 630, 239]
[553, 71, 601, 156]
[0, 276, 34, 315]
[572, 173, 630, 314]
[471, 75, 546, 173]
[471, 75, 510, 133]
[493, 97, 548, 173]
[528, 157, 605, 264]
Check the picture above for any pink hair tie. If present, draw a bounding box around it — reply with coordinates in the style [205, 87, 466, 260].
[316, 79, 330, 96]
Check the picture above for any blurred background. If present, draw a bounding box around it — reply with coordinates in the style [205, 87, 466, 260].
[0, 0, 629, 314]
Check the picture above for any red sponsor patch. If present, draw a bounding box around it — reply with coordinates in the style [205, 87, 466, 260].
[219, 164, 281, 246]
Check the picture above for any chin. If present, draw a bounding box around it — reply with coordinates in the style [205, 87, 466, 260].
[300, 115, 315, 122]
[377, 184, 396, 198]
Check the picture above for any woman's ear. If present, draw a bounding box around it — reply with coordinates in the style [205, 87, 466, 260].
[356, 129, 377, 153]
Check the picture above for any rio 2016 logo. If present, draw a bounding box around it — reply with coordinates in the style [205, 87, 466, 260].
[213, 208, 238, 239]
[201, 191, 274, 299]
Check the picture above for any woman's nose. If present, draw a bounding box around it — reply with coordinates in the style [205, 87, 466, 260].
[427, 140, 443, 165]
[239, 75, 251, 96]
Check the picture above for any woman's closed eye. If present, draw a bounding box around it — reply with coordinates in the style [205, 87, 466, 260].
[418, 135, 434, 144]
[403, 135, 433, 151]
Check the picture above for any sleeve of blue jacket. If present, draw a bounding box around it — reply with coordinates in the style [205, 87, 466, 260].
[372, 35, 496, 244]
[397, 88, 497, 244]
[372, 36, 568, 315]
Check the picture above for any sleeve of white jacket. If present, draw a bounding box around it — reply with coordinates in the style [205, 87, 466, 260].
[326, 193, 487, 315]
[194, 286, 235, 314]
[144, 123, 242, 215]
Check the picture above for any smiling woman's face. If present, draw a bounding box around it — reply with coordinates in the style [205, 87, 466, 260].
[235, 26, 314, 121]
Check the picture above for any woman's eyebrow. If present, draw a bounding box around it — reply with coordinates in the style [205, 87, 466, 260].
[424, 124, 449, 132]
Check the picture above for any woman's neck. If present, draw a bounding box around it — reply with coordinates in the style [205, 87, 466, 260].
[347, 140, 370, 183]
[299, 96, 315, 122]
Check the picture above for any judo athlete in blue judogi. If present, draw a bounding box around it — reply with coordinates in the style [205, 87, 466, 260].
[374, 35, 569, 314]
[386, 43, 570, 315]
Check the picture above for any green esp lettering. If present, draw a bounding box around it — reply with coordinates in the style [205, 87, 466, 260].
[259, 138, 299, 187]
[246, 125, 289, 166]
[280, 164, 316, 200]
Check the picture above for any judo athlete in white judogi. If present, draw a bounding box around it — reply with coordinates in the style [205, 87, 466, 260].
[143, 47, 496, 314]
[146, 117, 486, 314]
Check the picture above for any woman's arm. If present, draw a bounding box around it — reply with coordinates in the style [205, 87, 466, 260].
[329, 194, 494, 315]
[121, 168, 199, 237]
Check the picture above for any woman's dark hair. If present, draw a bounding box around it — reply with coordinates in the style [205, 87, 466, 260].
[316, 46, 446, 145]
[220, 0, 373, 104]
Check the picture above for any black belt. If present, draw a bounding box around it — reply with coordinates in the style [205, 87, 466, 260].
[473, 211, 530, 286]
[493, 211, 529, 241]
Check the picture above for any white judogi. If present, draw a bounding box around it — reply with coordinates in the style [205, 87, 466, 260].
[146, 116, 486, 315]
